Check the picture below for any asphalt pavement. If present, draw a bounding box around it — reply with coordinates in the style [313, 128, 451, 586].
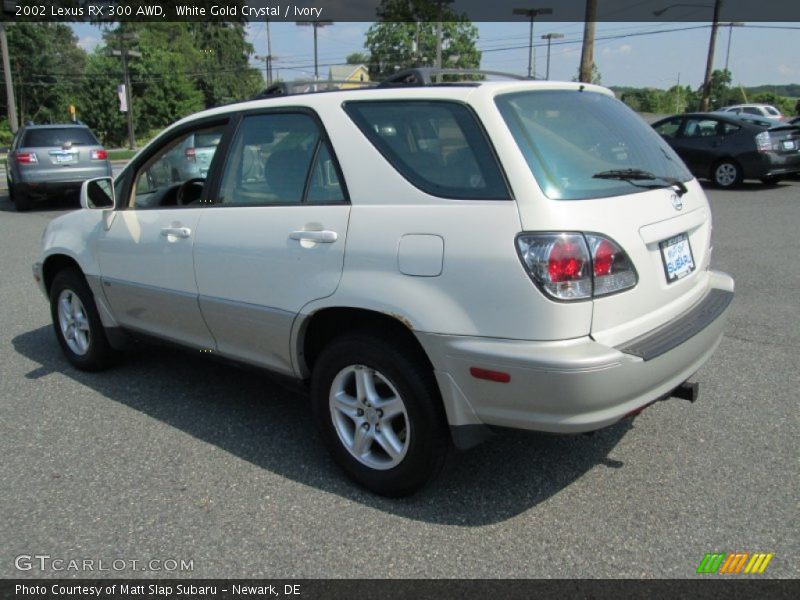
[0, 180, 797, 579]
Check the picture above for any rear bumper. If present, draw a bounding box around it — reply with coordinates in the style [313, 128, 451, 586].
[418, 270, 734, 436]
[743, 152, 800, 178]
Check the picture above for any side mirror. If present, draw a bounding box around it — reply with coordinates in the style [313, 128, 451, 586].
[80, 177, 115, 210]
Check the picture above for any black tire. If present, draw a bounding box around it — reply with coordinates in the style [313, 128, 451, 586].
[12, 186, 31, 211]
[760, 176, 781, 186]
[712, 159, 743, 188]
[311, 334, 451, 497]
[49, 268, 119, 371]
[6, 178, 14, 201]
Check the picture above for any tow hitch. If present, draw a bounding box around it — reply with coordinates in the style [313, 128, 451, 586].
[671, 381, 699, 403]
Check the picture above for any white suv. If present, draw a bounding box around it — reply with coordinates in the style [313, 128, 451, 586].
[34, 72, 734, 496]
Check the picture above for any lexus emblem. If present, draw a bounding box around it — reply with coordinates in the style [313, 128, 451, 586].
[671, 193, 683, 211]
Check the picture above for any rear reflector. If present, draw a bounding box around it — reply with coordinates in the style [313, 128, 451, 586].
[470, 367, 511, 383]
[90, 149, 108, 160]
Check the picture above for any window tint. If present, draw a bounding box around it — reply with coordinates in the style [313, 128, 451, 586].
[345, 100, 509, 199]
[743, 107, 760, 115]
[654, 118, 682, 138]
[765, 106, 780, 116]
[496, 90, 691, 201]
[23, 127, 98, 147]
[131, 124, 227, 209]
[721, 122, 741, 135]
[683, 119, 720, 138]
[218, 113, 340, 205]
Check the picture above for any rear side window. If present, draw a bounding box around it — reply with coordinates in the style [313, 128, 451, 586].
[23, 127, 98, 147]
[344, 100, 510, 200]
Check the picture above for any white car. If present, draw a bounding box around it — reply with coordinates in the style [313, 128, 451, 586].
[717, 103, 785, 121]
[34, 71, 734, 496]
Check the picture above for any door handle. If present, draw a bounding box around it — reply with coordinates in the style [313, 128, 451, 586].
[160, 227, 192, 239]
[290, 230, 338, 243]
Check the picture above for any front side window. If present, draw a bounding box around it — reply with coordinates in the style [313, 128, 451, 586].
[344, 100, 510, 200]
[218, 112, 345, 205]
[130, 123, 227, 209]
[654, 117, 682, 138]
[496, 90, 691, 200]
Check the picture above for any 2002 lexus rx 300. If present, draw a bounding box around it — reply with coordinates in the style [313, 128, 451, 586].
[34, 72, 734, 496]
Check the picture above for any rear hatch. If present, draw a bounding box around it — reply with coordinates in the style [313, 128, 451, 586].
[17, 127, 108, 182]
[495, 87, 714, 347]
[764, 124, 800, 165]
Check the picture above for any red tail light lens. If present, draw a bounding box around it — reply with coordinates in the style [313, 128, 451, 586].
[15, 152, 38, 164]
[90, 149, 108, 160]
[185, 147, 196, 162]
[517, 233, 637, 301]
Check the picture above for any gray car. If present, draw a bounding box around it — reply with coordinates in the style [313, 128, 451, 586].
[6, 123, 112, 211]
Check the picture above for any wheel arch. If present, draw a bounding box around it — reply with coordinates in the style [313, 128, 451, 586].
[296, 307, 435, 381]
[42, 253, 84, 295]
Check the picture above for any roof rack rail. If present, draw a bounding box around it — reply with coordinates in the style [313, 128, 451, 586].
[377, 68, 528, 88]
[252, 79, 377, 100]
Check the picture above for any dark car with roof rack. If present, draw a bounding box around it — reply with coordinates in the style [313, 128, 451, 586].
[6, 122, 112, 211]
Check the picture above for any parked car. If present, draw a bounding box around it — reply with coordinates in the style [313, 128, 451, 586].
[35, 70, 734, 496]
[716, 103, 785, 121]
[7, 123, 112, 211]
[651, 112, 800, 186]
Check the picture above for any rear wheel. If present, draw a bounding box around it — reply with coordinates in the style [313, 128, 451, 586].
[311, 334, 451, 497]
[50, 268, 119, 371]
[712, 160, 743, 188]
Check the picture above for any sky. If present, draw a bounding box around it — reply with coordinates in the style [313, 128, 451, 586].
[70, 20, 800, 90]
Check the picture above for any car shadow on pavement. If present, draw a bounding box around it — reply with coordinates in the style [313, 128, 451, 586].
[0, 193, 79, 212]
[13, 325, 632, 526]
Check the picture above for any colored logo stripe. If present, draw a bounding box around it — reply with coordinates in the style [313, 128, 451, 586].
[697, 552, 773, 574]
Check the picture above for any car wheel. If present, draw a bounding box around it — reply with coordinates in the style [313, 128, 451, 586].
[12, 186, 31, 211]
[760, 176, 781, 185]
[712, 160, 742, 188]
[50, 268, 119, 371]
[311, 334, 451, 497]
[6, 178, 14, 201]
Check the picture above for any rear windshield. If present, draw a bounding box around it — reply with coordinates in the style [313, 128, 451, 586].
[495, 90, 691, 200]
[22, 127, 99, 147]
[765, 106, 780, 116]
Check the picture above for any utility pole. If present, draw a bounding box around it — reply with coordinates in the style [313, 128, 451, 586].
[700, 0, 722, 111]
[541, 32, 564, 80]
[434, 0, 454, 75]
[111, 30, 140, 150]
[0, 22, 17, 132]
[296, 20, 333, 81]
[722, 21, 743, 74]
[513, 7, 553, 79]
[579, 0, 597, 83]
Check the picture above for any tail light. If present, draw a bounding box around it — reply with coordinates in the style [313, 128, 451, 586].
[516, 233, 637, 301]
[90, 149, 108, 160]
[185, 147, 196, 162]
[755, 131, 772, 152]
[14, 152, 38, 164]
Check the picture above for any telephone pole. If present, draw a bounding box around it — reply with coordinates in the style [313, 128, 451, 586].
[111, 30, 140, 150]
[579, 0, 597, 83]
[512, 7, 553, 79]
[0, 22, 17, 132]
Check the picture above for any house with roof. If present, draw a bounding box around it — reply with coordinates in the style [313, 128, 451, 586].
[328, 64, 370, 89]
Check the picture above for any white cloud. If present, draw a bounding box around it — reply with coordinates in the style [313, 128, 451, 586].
[77, 35, 101, 52]
[777, 64, 795, 76]
[602, 44, 633, 57]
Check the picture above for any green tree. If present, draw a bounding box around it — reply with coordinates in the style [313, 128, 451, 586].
[572, 62, 601, 85]
[346, 52, 369, 65]
[365, 0, 481, 80]
[2, 23, 86, 124]
[705, 68, 732, 110]
[187, 23, 263, 108]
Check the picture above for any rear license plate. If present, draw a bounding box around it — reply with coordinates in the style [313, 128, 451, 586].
[660, 233, 695, 283]
[56, 153, 74, 163]
[782, 140, 796, 151]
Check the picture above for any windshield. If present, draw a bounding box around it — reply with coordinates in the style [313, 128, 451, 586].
[495, 90, 691, 200]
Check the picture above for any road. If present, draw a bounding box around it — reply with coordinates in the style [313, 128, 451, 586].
[0, 181, 797, 579]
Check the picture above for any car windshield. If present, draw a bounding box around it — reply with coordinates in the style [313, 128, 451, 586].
[23, 127, 98, 147]
[495, 90, 692, 200]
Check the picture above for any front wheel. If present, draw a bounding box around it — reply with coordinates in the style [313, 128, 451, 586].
[311, 334, 451, 497]
[712, 160, 743, 188]
[50, 269, 119, 371]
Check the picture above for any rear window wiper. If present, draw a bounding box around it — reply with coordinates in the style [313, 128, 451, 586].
[593, 168, 688, 196]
